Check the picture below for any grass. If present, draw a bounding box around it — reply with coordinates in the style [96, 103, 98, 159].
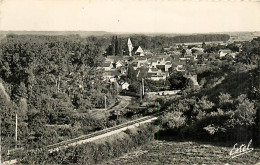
[101, 138, 260, 165]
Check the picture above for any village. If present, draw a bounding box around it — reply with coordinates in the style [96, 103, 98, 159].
[101, 37, 241, 92]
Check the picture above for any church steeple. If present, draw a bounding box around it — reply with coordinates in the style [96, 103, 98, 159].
[127, 38, 133, 56]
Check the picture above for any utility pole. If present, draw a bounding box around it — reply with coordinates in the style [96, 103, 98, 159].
[116, 111, 119, 120]
[104, 95, 107, 109]
[142, 78, 145, 96]
[15, 114, 18, 148]
[140, 82, 142, 102]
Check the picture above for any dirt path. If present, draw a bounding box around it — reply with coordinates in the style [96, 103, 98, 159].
[106, 95, 132, 112]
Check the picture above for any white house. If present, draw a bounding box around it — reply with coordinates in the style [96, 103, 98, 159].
[135, 46, 145, 56]
[218, 49, 232, 58]
[102, 62, 113, 71]
[121, 82, 130, 90]
[165, 62, 172, 72]
[115, 60, 124, 68]
[137, 57, 148, 67]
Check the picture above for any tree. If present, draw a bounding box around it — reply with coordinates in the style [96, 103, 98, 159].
[232, 97, 256, 126]
[127, 66, 137, 82]
[218, 92, 234, 110]
[181, 49, 186, 57]
[168, 72, 188, 90]
[160, 111, 186, 129]
[202, 42, 206, 49]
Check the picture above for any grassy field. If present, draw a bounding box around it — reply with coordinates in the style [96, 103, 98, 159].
[101, 137, 260, 165]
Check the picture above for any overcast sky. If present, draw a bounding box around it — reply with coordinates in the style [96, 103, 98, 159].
[0, 0, 259, 33]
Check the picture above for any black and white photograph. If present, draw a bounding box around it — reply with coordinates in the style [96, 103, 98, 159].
[0, 0, 260, 164]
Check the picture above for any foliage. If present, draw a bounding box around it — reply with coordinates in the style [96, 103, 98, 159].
[236, 37, 260, 65]
[160, 111, 186, 129]
[0, 35, 118, 151]
[168, 71, 188, 90]
[20, 124, 156, 164]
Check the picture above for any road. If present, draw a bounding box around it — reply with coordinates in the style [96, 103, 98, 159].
[107, 95, 132, 112]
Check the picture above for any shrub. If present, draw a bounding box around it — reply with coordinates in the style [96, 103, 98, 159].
[20, 124, 156, 164]
[160, 111, 186, 129]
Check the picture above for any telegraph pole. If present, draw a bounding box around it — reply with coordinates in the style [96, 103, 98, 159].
[140, 82, 142, 102]
[104, 95, 107, 109]
[15, 114, 18, 148]
[142, 78, 145, 96]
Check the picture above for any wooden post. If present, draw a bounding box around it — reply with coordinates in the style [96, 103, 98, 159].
[104, 95, 107, 109]
[15, 114, 17, 148]
[142, 78, 145, 96]
[140, 83, 142, 102]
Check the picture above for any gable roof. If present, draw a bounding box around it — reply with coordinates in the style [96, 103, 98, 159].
[150, 68, 159, 72]
[156, 65, 165, 69]
[136, 46, 144, 53]
[137, 57, 147, 61]
[102, 62, 112, 67]
[219, 49, 232, 53]
[130, 62, 138, 67]
[104, 70, 121, 76]
[165, 57, 171, 62]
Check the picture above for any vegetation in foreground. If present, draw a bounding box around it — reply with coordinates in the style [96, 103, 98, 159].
[159, 37, 260, 146]
[19, 124, 157, 165]
[101, 139, 260, 165]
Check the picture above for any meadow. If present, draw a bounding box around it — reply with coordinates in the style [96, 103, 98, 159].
[102, 137, 260, 165]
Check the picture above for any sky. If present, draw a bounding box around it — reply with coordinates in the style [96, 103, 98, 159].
[0, 0, 259, 33]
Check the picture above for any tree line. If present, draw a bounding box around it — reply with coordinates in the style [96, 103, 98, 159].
[105, 34, 230, 56]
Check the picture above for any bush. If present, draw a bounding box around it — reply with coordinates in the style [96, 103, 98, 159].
[160, 111, 186, 129]
[20, 124, 156, 164]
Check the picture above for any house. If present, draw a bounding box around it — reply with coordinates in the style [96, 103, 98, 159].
[176, 65, 185, 72]
[149, 74, 167, 81]
[103, 70, 121, 82]
[172, 63, 178, 70]
[156, 57, 165, 64]
[165, 57, 171, 63]
[118, 66, 128, 74]
[135, 46, 144, 56]
[156, 64, 165, 71]
[230, 52, 239, 58]
[148, 67, 162, 74]
[172, 55, 180, 61]
[149, 59, 158, 67]
[117, 80, 130, 90]
[121, 82, 130, 90]
[102, 62, 113, 71]
[191, 47, 204, 54]
[114, 60, 125, 68]
[165, 62, 172, 72]
[131, 62, 138, 70]
[137, 57, 148, 67]
[218, 49, 232, 58]
[207, 53, 218, 61]
[186, 49, 192, 55]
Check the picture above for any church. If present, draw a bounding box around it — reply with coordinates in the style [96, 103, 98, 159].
[127, 38, 144, 56]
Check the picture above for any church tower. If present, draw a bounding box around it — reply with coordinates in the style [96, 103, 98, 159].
[127, 38, 133, 56]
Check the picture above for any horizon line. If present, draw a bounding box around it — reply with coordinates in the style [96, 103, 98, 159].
[1, 30, 260, 34]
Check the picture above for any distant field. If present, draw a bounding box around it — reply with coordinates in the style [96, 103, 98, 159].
[102, 138, 260, 165]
